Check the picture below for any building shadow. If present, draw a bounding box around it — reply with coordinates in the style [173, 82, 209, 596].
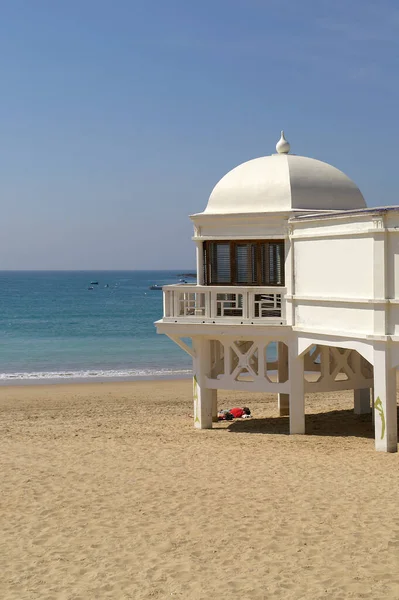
[225, 407, 399, 439]
[226, 416, 290, 435]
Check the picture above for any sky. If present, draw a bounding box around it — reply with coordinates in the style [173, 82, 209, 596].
[0, 0, 398, 270]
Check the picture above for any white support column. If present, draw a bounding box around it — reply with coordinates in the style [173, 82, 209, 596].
[192, 338, 213, 429]
[288, 342, 305, 434]
[196, 242, 204, 285]
[173, 291, 180, 318]
[371, 388, 375, 425]
[163, 290, 168, 318]
[211, 389, 218, 422]
[354, 388, 371, 415]
[278, 342, 289, 416]
[373, 345, 397, 452]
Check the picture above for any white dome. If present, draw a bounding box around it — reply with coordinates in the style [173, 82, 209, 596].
[204, 153, 366, 214]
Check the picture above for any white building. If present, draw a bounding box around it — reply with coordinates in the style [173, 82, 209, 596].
[156, 132, 399, 452]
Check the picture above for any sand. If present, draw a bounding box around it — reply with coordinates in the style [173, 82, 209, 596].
[1, 379, 399, 599]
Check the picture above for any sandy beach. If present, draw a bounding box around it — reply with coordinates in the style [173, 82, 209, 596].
[1, 379, 399, 599]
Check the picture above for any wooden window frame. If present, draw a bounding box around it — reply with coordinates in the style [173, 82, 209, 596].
[203, 240, 285, 286]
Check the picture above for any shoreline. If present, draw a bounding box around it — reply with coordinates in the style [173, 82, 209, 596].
[2, 368, 396, 387]
[0, 372, 192, 387]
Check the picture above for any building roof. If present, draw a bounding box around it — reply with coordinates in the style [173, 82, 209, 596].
[202, 132, 366, 215]
[290, 205, 399, 222]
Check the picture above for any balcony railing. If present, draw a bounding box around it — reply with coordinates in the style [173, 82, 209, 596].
[162, 285, 286, 324]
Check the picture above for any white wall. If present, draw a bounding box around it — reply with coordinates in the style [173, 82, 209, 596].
[292, 217, 372, 239]
[387, 232, 399, 300]
[389, 305, 399, 335]
[191, 214, 289, 240]
[294, 236, 374, 299]
[295, 303, 374, 334]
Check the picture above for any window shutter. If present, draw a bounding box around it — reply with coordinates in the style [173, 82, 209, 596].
[209, 242, 230, 284]
[260, 243, 270, 285]
[204, 243, 209, 284]
[205, 240, 284, 286]
[236, 244, 258, 285]
[236, 244, 252, 284]
[276, 242, 283, 285]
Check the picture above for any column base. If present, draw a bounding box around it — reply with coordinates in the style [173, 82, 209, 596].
[373, 347, 398, 452]
[193, 375, 213, 430]
[212, 389, 218, 422]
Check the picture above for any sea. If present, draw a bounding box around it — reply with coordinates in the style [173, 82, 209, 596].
[0, 271, 280, 385]
[0, 271, 194, 385]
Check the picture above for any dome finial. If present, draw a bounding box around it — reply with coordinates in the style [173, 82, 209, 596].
[276, 130, 290, 154]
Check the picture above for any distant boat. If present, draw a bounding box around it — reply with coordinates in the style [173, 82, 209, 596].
[88, 286, 94, 290]
[90, 281, 99, 285]
[149, 285, 163, 290]
[104, 284, 109, 288]
[179, 279, 187, 284]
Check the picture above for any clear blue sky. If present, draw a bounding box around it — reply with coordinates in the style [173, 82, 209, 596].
[1, 0, 398, 269]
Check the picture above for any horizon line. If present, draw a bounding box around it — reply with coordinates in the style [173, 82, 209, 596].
[0, 268, 197, 272]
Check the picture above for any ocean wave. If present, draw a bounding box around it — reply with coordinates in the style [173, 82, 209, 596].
[0, 367, 193, 381]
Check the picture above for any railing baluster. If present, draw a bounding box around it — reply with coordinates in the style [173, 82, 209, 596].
[280, 294, 285, 321]
[249, 291, 252, 319]
[211, 291, 217, 319]
[203, 292, 209, 318]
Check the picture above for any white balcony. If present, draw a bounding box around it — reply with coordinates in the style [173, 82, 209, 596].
[162, 285, 286, 325]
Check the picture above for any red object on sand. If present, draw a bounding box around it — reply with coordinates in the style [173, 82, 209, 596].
[229, 407, 245, 418]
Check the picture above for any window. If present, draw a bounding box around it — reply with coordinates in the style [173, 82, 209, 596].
[236, 243, 257, 284]
[204, 240, 285, 286]
[209, 242, 230, 284]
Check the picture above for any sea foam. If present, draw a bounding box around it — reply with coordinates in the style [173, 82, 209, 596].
[0, 367, 192, 382]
